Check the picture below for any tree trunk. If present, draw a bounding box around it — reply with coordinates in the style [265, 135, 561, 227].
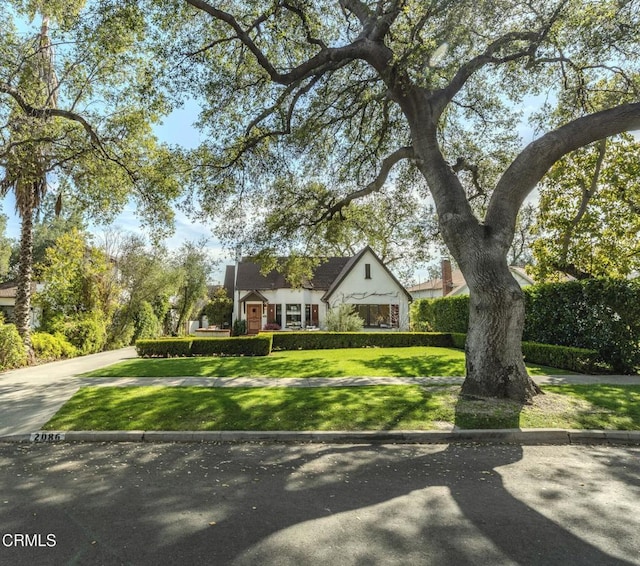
[14, 201, 35, 363]
[461, 260, 541, 403]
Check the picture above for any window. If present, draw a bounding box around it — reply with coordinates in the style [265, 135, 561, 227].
[355, 304, 396, 327]
[286, 304, 301, 328]
[365, 263, 371, 279]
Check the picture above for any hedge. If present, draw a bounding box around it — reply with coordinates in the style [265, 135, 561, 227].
[191, 335, 272, 357]
[520, 342, 603, 374]
[410, 296, 469, 333]
[136, 338, 193, 358]
[447, 333, 601, 373]
[411, 278, 640, 373]
[136, 336, 272, 358]
[524, 279, 640, 373]
[268, 331, 454, 351]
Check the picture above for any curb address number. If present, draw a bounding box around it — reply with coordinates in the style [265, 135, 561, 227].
[30, 432, 65, 442]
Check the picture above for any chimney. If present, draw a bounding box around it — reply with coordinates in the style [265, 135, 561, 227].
[442, 258, 453, 296]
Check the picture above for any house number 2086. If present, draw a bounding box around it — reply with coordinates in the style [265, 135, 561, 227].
[30, 432, 65, 442]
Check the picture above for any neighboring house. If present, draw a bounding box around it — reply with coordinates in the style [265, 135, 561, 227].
[224, 246, 412, 333]
[407, 259, 535, 299]
[0, 281, 42, 328]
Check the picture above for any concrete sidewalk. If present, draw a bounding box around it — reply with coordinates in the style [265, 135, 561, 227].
[1, 348, 640, 442]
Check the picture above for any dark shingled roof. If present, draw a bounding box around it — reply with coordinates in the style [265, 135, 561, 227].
[228, 257, 352, 291]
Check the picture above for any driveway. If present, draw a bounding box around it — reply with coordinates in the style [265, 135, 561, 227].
[0, 348, 136, 436]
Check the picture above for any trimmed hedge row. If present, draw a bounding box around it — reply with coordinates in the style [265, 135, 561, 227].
[267, 331, 455, 351]
[521, 341, 603, 374]
[136, 335, 272, 358]
[447, 333, 601, 373]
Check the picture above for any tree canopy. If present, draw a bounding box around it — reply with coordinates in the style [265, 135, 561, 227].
[117, 0, 640, 401]
[531, 134, 640, 281]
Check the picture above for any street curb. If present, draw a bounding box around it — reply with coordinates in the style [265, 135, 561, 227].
[2, 429, 640, 445]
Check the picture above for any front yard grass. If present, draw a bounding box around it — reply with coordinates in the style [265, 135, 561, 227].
[42, 384, 640, 432]
[81, 347, 569, 379]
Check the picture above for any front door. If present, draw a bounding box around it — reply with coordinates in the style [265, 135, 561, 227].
[247, 303, 262, 334]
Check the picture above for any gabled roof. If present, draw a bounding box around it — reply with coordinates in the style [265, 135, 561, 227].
[239, 290, 269, 303]
[322, 246, 413, 302]
[231, 256, 351, 291]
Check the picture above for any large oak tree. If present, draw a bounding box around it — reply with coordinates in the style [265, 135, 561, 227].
[139, 0, 640, 401]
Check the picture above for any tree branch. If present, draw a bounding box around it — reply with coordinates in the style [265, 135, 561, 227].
[487, 102, 640, 230]
[558, 138, 607, 263]
[316, 145, 415, 222]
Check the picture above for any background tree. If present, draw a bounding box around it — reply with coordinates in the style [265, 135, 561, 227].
[36, 228, 118, 354]
[103, 232, 179, 347]
[0, 0, 182, 356]
[132, 0, 640, 401]
[530, 134, 640, 281]
[172, 241, 212, 335]
[201, 287, 233, 328]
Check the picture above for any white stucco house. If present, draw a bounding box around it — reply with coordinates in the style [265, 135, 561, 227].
[224, 246, 412, 333]
[407, 259, 535, 299]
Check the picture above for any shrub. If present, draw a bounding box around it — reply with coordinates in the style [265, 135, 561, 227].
[326, 304, 364, 332]
[232, 319, 247, 336]
[136, 338, 193, 358]
[263, 322, 281, 331]
[270, 332, 454, 351]
[133, 301, 161, 342]
[191, 335, 272, 357]
[524, 278, 640, 373]
[0, 323, 26, 370]
[31, 332, 78, 361]
[62, 312, 107, 355]
[201, 289, 233, 327]
[410, 296, 469, 333]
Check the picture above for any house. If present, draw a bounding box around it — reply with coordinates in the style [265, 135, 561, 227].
[0, 281, 41, 328]
[407, 259, 535, 299]
[224, 246, 412, 333]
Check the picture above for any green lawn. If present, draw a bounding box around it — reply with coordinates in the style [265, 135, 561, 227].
[43, 384, 640, 431]
[82, 347, 568, 378]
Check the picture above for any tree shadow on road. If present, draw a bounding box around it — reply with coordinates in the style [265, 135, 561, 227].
[1, 439, 633, 565]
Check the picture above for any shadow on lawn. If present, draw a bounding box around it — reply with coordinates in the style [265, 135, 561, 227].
[454, 390, 524, 430]
[359, 353, 466, 377]
[82, 355, 343, 378]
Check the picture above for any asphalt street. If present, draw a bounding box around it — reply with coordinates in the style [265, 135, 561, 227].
[1, 442, 639, 565]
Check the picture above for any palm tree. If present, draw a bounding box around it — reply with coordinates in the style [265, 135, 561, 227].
[0, 15, 58, 359]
